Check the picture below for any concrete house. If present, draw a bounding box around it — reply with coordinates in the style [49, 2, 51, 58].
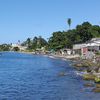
[73, 38, 100, 59]
[60, 48, 72, 56]
[11, 43, 27, 51]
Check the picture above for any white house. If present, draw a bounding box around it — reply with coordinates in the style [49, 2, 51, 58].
[11, 43, 27, 51]
[73, 38, 100, 59]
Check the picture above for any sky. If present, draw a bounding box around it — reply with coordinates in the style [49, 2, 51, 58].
[0, 0, 100, 43]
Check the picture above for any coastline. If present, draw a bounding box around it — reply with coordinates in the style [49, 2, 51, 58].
[1, 51, 100, 92]
[47, 54, 80, 60]
[46, 53, 100, 92]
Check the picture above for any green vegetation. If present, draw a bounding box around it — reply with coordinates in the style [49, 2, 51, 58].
[0, 44, 11, 51]
[48, 22, 100, 51]
[0, 21, 100, 52]
[95, 77, 100, 83]
[21, 36, 48, 51]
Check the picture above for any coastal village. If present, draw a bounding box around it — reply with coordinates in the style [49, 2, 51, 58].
[1, 0, 100, 99]
[10, 38, 100, 92]
[11, 37, 100, 60]
[0, 21, 100, 93]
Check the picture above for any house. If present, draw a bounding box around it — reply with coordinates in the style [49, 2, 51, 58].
[60, 48, 72, 55]
[11, 43, 27, 51]
[73, 38, 100, 59]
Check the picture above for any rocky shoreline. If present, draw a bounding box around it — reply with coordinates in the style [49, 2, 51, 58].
[73, 58, 100, 93]
[46, 53, 100, 93]
[21, 52, 100, 93]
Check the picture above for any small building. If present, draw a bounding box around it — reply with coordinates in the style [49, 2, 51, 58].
[73, 43, 87, 55]
[60, 48, 72, 55]
[73, 38, 100, 59]
[11, 43, 27, 51]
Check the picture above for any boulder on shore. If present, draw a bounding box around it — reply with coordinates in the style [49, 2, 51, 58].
[92, 88, 100, 93]
[95, 76, 100, 83]
[83, 74, 95, 80]
[58, 72, 66, 76]
[96, 83, 100, 88]
[84, 83, 94, 87]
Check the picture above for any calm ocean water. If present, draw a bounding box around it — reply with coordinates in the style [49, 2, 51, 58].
[0, 52, 100, 100]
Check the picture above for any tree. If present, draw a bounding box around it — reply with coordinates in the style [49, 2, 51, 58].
[38, 36, 48, 48]
[0, 44, 11, 51]
[21, 36, 48, 50]
[67, 18, 72, 30]
[31, 36, 38, 49]
[91, 25, 100, 37]
[48, 31, 66, 50]
[76, 22, 93, 42]
[26, 38, 32, 49]
[21, 21, 100, 51]
[48, 21, 100, 50]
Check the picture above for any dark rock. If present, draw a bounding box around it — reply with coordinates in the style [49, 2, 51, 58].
[58, 72, 66, 76]
[96, 84, 100, 88]
[92, 88, 100, 93]
[84, 83, 94, 87]
[83, 74, 95, 80]
[74, 63, 83, 67]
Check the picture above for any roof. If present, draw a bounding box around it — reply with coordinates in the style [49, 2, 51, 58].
[73, 38, 100, 49]
[73, 43, 87, 49]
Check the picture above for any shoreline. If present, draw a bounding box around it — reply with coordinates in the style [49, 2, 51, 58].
[47, 54, 80, 60]
[1, 51, 100, 92]
[46, 53, 100, 93]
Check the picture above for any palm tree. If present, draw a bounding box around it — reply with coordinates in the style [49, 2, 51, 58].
[26, 38, 31, 48]
[67, 18, 72, 30]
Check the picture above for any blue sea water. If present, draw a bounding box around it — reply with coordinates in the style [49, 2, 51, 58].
[0, 52, 100, 100]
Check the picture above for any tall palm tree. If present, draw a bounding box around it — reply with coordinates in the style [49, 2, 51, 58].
[27, 38, 31, 48]
[67, 18, 72, 30]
